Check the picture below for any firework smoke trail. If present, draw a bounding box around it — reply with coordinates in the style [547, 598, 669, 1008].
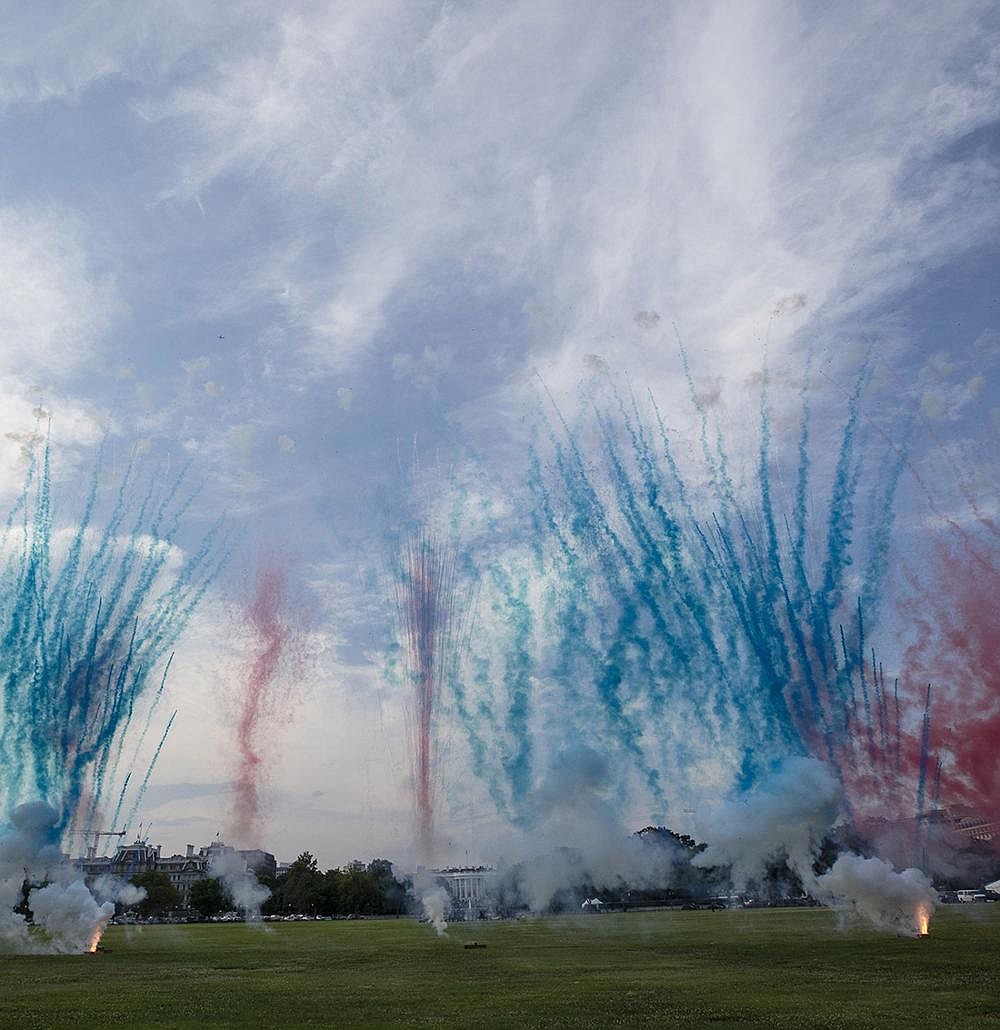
[124, 709, 177, 833]
[0, 440, 218, 955]
[540, 381, 852, 788]
[0, 439, 220, 837]
[449, 358, 920, 829]
[231, 561, 289, 843]
[393, 533, 467, 861]
[901, 541, 1000, 821]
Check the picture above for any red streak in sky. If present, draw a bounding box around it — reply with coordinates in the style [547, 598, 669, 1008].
[232, 562, 288, 843]
[397, 535, 460, 863]
[901, 542, 1000, 820]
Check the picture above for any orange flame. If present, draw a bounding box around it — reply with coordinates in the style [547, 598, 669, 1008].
[916, 905, 930, 936]
[86, 927, 103, 953]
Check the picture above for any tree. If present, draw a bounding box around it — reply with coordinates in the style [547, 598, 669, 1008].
[265, 852, 324, 916]
[367, 859, 407, 915]
[130, 871, 183, 916]
[189, 877, 227, 918]
[262, 853, 410, 918]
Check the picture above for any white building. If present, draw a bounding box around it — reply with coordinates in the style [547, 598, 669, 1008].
[74, 838, 276, 906]
[434, 866, 496, 918]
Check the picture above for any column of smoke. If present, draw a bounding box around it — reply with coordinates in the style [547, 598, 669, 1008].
[0, 801, 146, 954]
[231, 561, 291, 845]
[692, 758, 937, 936]
[395, 534, 461, 865]
[901, 541, 1000, 822]
[504, 745, 678, 913]
[209, 849, 270, 923]
[413, 869, 450, 938]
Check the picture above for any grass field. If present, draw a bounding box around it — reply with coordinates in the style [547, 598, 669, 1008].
[1, 906, 998, 1028]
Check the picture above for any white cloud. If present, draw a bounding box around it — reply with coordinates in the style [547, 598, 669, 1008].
[127, 0, 999, 401]
[0, 379, 108, 502]
[0, 2, 246, 108]
[392, 345, 453, 396]
[0, 207, 118, 375]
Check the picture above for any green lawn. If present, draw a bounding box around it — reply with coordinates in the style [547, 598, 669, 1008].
[1, 907, 998, 1028]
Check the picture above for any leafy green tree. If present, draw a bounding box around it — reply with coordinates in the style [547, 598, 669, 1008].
[325, 865, 348, 914]
[189, 877, 227, 918]
[261, 852, 409, 918]
[130, 871, 183, 915]
[266, 852, 324, 915]
[368, 859, 407, 915]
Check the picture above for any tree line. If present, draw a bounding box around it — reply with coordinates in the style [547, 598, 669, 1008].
[125, 853, 410, 918]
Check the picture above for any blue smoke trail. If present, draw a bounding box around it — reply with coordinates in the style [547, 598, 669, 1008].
[0, 438, 219, 840]
[447, 351, 908, 827]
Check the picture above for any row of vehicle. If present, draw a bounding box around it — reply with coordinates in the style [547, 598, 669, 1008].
[937, 890, 999, 904]
[261, 913, 367, 921]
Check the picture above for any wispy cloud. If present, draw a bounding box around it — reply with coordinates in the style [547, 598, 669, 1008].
[0, 206, 117, 374]
[126, 1, 999, 401]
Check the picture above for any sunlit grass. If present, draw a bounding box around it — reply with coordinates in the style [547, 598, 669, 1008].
[1, 907, 997, 1028]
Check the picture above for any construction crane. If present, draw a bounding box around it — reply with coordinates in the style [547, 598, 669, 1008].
[68, 829, 126, 858]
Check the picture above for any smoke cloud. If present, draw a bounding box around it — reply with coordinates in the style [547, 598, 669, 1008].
[27, 882, 115, 954]
[0, 800, 131, 954]
[413, 869, 448, 937]
[814, 853, 936, 937]
[512, 744, 675, 912]
[209, 850, 270, 923]
[693, 757, 842, 887]
[692, 758, 940, 935]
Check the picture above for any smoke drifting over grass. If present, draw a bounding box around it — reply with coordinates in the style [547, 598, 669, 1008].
[511, 745, 676, 913]
[413, 869, 448, 938]
[0, 800, 145, 954]
[693, 758, 842, 887]
[693, 759, 938, 936]
[815, 854, 936, 937]
[209, 849, 270, 923]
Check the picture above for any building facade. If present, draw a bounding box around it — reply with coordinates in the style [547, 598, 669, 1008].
[434, 866, 497, 919]
[75, 839, 277, 906]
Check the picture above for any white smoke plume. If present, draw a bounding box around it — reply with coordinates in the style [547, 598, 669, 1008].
[692, 758, 940, 935]
[455, 745, 686, 918]
[28, 882, 114, 954]
[0, 800, 125, 953]
[209, 849, 270, 922]
[692, 757, 842, 887]
[814, 853, 937, 937]
[413, 868, 449, 937]
[90, 874, 148, 908]
[513, 744, 676, 912]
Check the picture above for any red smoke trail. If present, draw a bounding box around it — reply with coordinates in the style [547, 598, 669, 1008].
[900, 542, 1000, 822]
[232, 562, 288, 843]
[797, 634, 934, 833]
[395, 535, 461, 863]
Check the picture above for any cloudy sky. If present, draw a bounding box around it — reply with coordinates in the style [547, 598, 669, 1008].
[1, 1, 997, 867]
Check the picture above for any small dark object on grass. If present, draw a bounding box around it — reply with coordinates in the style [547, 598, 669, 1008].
[464, 941, 487, 950]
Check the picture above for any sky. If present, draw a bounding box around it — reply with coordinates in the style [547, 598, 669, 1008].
[0, 0, 997, 869]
